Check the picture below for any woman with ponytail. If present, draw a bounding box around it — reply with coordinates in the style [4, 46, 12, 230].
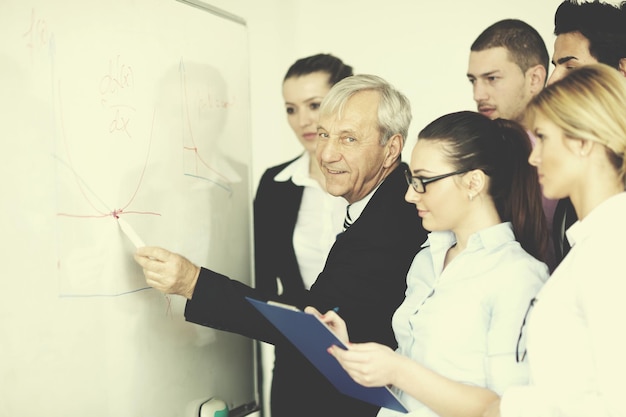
[307, 111, 550, 417]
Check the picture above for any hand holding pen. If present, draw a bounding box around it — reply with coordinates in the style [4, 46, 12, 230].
[305, 306, 350, 345]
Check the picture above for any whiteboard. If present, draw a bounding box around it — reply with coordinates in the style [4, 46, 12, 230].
[0, 1, 257, 416]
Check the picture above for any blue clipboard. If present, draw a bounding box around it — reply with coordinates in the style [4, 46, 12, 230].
[246, 297, 409, 413]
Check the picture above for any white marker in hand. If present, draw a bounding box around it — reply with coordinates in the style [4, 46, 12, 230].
[117, 217, 145, 248]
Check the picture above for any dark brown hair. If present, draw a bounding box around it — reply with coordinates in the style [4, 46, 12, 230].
[284, 53, 353, 86]
[471, 19, 549, 75]
[418, 111, 549, 262]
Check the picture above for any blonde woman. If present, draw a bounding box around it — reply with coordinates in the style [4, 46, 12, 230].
[485, 63, 626, 416]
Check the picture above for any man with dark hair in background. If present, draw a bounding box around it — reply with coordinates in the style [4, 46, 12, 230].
[467, 19, 557, 271]
[548, 0, 626, 264]
[467, 19, 549, 124]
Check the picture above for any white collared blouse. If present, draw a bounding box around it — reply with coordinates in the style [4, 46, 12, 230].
[379, 222, 548, 417]
[500, 192, 626, 417]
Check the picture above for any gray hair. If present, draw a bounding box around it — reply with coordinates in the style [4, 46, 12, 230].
[319, 74, 412, 148]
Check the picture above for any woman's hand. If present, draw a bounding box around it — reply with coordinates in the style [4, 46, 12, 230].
[304, 306, 350, 344]
[327, 341, 403, 388]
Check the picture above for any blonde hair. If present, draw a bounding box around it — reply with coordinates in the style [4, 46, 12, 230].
[526, 63, 626, 184]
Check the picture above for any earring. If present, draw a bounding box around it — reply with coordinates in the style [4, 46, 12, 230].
[468, 193, 474, 201]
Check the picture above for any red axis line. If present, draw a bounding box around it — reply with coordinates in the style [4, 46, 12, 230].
[180, 60, 231, 186]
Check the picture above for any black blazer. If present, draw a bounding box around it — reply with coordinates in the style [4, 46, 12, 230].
[552, 197, 578, 264]
[185, 163, 427, 417]
[253, 156, 306, 299]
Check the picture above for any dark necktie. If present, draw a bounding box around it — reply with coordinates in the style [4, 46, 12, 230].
[343, 204, 353, 231]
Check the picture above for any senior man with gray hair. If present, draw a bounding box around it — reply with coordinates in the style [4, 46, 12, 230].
[134, 74, 427, 417]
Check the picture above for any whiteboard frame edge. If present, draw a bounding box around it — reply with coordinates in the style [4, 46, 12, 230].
[176, 0, 247, 26]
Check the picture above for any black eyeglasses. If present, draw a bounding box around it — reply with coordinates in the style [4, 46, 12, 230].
[404, 168, 471, 193]
[516, 297, 537, 363]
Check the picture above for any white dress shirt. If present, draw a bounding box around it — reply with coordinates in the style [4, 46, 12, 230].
[500, 192, 626, 417]
[379, 223, 549, 417]
[274, 153, 345, 289]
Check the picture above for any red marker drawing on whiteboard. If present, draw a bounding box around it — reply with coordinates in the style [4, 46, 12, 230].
[117, 217, 145, 248]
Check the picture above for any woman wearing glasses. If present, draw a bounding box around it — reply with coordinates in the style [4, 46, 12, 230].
[309, 111, 550, 417]
[484, 64, 626, 417]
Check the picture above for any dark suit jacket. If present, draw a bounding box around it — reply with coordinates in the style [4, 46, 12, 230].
[552, 197, 578, 265]
[185, 163, 427, 417]
[253, 156, 306, 299]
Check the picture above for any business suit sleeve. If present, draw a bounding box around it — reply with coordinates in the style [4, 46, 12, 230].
[184, 267, 284, 344]
[186, 164, 425, 353]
